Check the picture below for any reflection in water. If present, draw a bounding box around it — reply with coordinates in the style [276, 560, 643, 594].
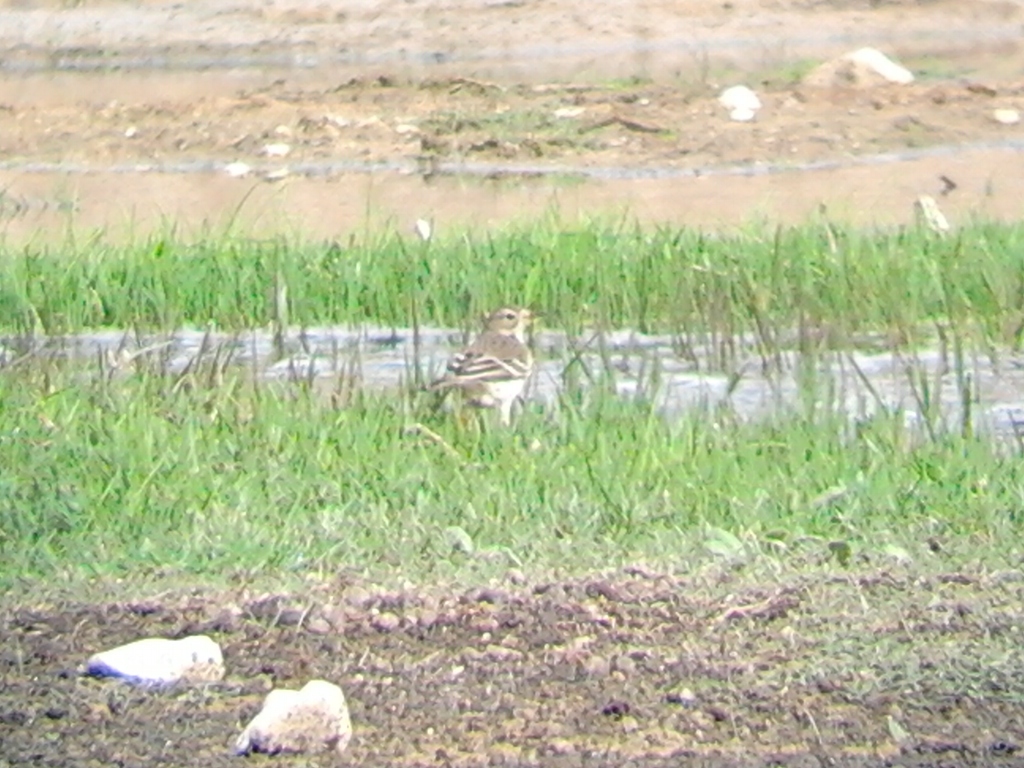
[5, 325, 1024, 446]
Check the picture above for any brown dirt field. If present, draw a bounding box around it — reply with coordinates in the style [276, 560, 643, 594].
[0, 0, 1024, 239]
[3, 568, 1024, 767]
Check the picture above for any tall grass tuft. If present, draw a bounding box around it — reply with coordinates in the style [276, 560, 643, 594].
[1, 352, 1022, 591]
[3, 216, 1024, 591]
[3, 219, 1024, 346]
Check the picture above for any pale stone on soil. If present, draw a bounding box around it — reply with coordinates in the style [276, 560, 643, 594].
[224, 161, 252, 178]
[234, 680, 352, 756]
[718, 85, 761, 122]
[262, 167, 291, 182]
[804, 47, 914, 88]
[85, 635, 224, 686]
[993, 108, 1021, 125]
[262, 142, 291, 157]
[914, 194, 950, 234]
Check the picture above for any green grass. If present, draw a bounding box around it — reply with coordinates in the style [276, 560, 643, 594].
[709, 57, 821, 89]
[903, 53, 969, 82]
[4, 218, 1024, 349]
[3, 217, 1024, 593]
[1, 350, 1022, 593]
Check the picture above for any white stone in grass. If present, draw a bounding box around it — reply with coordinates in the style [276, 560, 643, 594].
[85, 635, 224, 686]
[553, 106, 586, 119]
[234, 680, 352, 756]
[414, 218, 433, 242]
[914, 194, 950, 234]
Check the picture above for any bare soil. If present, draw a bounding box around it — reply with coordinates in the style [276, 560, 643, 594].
[1, 0, 1024, 239]
[3, 568, 1024, 767]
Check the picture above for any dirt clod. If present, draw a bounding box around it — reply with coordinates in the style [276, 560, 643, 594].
[4, 569, 1021, 766]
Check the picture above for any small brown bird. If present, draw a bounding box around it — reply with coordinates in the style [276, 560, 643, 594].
[429, 307, 535, 425]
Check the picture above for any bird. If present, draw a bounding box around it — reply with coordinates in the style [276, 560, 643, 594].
[429, 307, 535, 426]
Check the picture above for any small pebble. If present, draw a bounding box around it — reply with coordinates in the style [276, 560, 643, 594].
[224, 161, 252, 178]
[994, 108, 1021, 126]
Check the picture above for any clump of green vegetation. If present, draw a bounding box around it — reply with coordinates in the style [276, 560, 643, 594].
[2, 216, 1024, 593]
[0, 348, 1020, 593]
[3, 218, 1024, 351]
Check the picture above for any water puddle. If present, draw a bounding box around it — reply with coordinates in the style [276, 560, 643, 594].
[6, 326, 1024, 445]
[0, 3, 1017, 81]
[1, 144, 1022, 245]
[5, 139, 1024, 183]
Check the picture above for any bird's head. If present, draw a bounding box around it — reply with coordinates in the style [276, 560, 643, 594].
[484, 307, 536, 340]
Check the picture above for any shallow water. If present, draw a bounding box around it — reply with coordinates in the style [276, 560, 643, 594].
[5, 138, 1024, 183]
[0, 3, 1015, 77]
[7, 325, 1024, 445]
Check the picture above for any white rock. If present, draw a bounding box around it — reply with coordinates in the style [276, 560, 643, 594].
[718, 86, 761, 120]
[86, 635, 224, 686]
[914, 194, 950, 234]
[234, 680, 352, 756]
[728, 107, 757, 122]
[414, 218, 433, 242]
[262, 143, 291, 158]
[262, 167, 291, 182]
[805, 48, 914, 88]
[394, 123, 420, 135]
[553, 106, 586, 119]
[994, 108, 1021, 125]
[224, 161, 252, 178]
[124, 126, 137, 138]
[719, 85, 761, 111]
[847, 48, 914, 85]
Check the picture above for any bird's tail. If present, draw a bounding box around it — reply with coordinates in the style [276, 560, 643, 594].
[426, 377, 455, 392]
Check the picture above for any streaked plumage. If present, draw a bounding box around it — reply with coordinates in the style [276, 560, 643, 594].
[430, 307, 535, 425]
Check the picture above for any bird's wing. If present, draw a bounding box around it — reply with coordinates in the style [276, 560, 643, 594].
[429, 332, 532, 386]
[446, 349, 532, 382]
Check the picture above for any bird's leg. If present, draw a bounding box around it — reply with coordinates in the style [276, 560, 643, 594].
[452, 397, 484, 436]
[499, 399, 514, 427]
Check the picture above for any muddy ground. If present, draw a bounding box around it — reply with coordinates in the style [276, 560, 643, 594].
[1, 0, 1024, 238]
[3, 567, 1024, 767]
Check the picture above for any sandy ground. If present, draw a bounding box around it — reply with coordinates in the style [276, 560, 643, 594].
[0, 0, 1023, 240]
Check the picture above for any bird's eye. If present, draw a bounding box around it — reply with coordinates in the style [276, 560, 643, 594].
[504, 311, 516, 319]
